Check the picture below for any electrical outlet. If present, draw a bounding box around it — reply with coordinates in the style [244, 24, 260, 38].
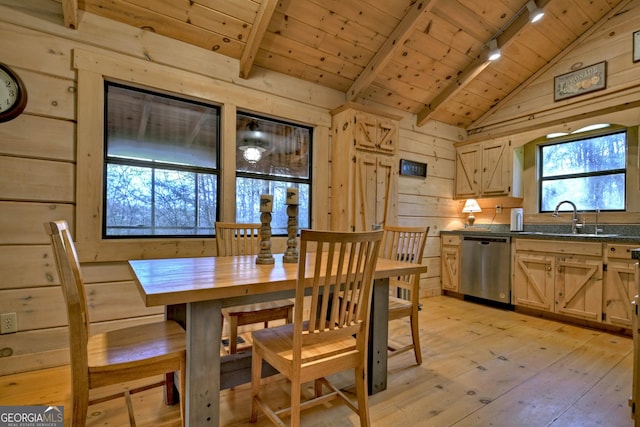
[496, 205, 503, 213]
[0, 312, 17, 334]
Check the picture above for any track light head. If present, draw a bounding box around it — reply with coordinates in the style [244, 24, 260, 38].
[527, 0, 544, 23]
[488, 39, 501, 61]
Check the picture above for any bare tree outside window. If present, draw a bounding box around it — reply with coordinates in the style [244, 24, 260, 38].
[539, 130, 626, 212]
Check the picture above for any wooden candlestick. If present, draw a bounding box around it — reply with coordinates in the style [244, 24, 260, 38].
[257, 195, 275, 265]
[283, 195, 299, 263]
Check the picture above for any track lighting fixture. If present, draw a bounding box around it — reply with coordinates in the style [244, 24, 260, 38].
[488, 39, 501, 61]
[526, 0, 544, 23]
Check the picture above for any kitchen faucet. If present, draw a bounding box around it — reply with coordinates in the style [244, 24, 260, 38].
[552, 200, 581, 234]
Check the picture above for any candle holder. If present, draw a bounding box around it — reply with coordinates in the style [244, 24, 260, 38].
[283, 188, 299, 263]
[257, 195, 275, 265]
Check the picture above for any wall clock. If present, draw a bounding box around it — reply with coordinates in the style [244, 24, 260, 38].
[0, 63, 28, 123]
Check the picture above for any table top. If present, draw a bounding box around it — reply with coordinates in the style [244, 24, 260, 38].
[128, 254, 428, 307]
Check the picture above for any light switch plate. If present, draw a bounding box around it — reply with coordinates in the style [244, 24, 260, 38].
[0, 312, 17, 334]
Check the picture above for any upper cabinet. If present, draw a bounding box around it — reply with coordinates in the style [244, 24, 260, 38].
[330, 104, 401, 231]
[353, 113, 398, 154]
[455, 138, 523, 199]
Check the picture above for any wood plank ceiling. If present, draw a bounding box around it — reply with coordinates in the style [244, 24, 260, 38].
[63, 0, 625, 130]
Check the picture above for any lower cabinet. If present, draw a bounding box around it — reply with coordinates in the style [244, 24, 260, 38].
[441, 235, 460, 292]
[603, 243, 639, 328]
[513, 239, 603, 322]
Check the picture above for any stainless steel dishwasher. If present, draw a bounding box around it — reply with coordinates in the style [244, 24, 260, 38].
[460, 235, 511, 304]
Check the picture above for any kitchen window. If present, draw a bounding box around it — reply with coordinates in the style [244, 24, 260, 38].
[236, 112, 312, 235]
[104, 82, 220, 237]
[539, 129, 626, 212]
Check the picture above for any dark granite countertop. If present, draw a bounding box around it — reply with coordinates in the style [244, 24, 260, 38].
[441, 225, 640, 244]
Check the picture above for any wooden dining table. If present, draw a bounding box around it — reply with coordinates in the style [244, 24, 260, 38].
[128, 252, 427, 426]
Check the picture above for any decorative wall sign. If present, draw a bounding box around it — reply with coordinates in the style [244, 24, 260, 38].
[634, 30, 640, 62]
[400, 159, 427, 178]
[554, 61, 606, 101]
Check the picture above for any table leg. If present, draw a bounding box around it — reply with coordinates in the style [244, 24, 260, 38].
[368, 277, 389, 394]
[186, 299, 222, 426]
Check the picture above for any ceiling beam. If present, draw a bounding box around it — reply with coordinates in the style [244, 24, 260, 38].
[239, 0, 278, 80]
[416, 55, 491, 127]
[346, 0, 436, 102]
[62, 0, 78, 29]
[416, 0, 552, 127]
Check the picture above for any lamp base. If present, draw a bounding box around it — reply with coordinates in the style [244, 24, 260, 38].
[467, 213, 476, 226]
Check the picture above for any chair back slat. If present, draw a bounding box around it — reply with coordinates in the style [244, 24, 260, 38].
[215, 222, 260, 256]
[380, 226, 429, 295]
[44, 221, 90, 402]
[294, 230, 382, 350]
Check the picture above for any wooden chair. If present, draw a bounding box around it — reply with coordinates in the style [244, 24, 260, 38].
[45, 220, 186, 427]
[380, 225, 429, 365]
[250, 229, 383, 427]
[216, 222, 294, 354]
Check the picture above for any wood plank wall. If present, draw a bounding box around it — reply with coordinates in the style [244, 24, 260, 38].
[0, 0, 463, 375]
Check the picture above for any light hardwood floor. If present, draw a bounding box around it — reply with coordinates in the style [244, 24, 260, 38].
[0, 296, 633, 426]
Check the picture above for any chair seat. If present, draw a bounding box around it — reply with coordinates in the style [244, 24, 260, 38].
[388, 296, 412, 320]
[252, 323, 357, 366]
[87, 320, 186, 371]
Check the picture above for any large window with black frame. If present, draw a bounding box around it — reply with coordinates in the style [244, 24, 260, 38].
[104, 82, 221, 237]
[235, 112, 312, 235]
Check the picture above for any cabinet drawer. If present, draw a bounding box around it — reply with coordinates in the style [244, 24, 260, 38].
[605, 243, 640, 260]
[442, 235, 461, 246]
[514, 238, 602, 256]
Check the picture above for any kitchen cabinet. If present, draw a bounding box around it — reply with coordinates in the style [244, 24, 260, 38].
[454, 138, 522, 199]
[603, 243, 638, 327]
[331, 104, 401, 231]
[441, 235, 461, 292]
[513, 239, 603, 321]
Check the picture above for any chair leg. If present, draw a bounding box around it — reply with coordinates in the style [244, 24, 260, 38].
[410, 310, 422, 365]
[229, 315, 239, 354]
[124, 388, 137, 427]
[73, 385, 89, 427]
[290, 378, 302, 427]
[179, 359, 186, 427]
[250, 346, 263, 423]
[354, 365, 370, 427]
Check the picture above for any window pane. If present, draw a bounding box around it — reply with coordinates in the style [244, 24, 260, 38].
[235, 113, 312, 235]
[104, 83, 220, 237]
[236, 114, 310, 179]
[106, 165, 218, 236]
[236, 177, 310, 235]
[107, 85, 219, 169]
[540, 173, 625, 211]
[106, 164, 152, 235]
[541, 132, 625, 177]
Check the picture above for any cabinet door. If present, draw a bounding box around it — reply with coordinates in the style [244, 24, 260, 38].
[376, 118, 397, 154]
[481, 140, 509, 196]
[455, 143, 481, 198]
[354, 113, 378, 151]
[353, 154, 397, 231]
[513, 252, 555, 310]
[441, 245, 460, 292]
[555, 257, 602, 321]
[604, 260, 636, 327]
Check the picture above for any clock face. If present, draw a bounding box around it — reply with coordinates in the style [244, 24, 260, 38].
[0, 63, 27, 122]
[0, 68, 19, 113]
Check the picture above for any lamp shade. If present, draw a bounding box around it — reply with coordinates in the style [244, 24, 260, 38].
[462, 199, 481, 213]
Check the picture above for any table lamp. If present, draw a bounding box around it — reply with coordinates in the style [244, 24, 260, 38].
[462, 199, 481, 227]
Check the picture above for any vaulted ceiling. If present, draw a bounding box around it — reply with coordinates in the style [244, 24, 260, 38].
[63, 0, 625, 129]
